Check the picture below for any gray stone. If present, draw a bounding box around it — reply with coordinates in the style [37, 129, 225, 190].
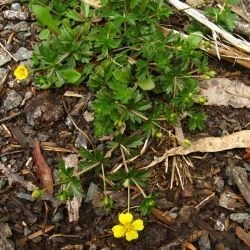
[37, 133, 49, 141]
[230, 213, 250, 223]
[23, 227, 32, 237]
[0, 52, 11, 66]
[24, 91, 33, 101]
[13, 47, 32, 61]
[0, 223, 12, 239]
[12, 21, 29, 32]
[215, 179, 224, 193]
[51, 211, 64, 223]
[243, 162, 250, 172]
[198, 234, 211, 250]
[16, 31, 32, 40]
[3, 10, 28, 20]
[85, 182, 99, 203]
[11, 3, 22, 11]
[0, 178, 8, 190]
[4, 23, 14, 30]
[3, 90, 23, 111]
[7, 80, 16, 88]
[75, 133, 88, 149]
[0, 68, 7, 77]
[0, 239, 14, 250]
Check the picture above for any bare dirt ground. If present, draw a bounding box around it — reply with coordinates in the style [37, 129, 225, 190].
[0, 1, 250, 250]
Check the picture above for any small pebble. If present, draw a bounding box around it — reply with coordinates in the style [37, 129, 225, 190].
[14, 47, 32, 61]
[0, 68, 7, 77]
[23, 227, 32, 237]
[243, 162, 250, 172]
[3, 10, 28, 20]
[51, 211, 64, 223]
[230, 213, 250, 223]
[12, 21, 29, 32]
[198, 234, 211, 250]
[11, 3, 22, 11]
[0, 53, 11, 67]
[85, 182, 99, 203]
[75, 133, 88, 149]
[3, 90, 23, 111]
[0, 178, 8, 190]
[215, 179, 224, 193]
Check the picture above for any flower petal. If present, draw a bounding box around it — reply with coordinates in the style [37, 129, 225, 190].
[132, 219, 144, 231]
[119, 213, 133, 225]
[14, 65, 29, 80]
[112, 225, 125, 238]
[125, 229, 138, 241]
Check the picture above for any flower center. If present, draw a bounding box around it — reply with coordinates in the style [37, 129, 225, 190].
[123, 223, 133, 232]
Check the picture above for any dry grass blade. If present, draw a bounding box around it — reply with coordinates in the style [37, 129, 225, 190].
[168, 0, 250, 53]
[143, 130, 250, 169]
[161, 27, 250, 69]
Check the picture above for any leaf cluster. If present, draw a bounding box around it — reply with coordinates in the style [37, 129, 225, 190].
[31, 0, 211, 136]
[29, 0, 215, 206]
[204, 0, 240, 32]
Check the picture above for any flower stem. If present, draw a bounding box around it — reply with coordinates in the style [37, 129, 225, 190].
[120, 145, 130, 212]
[101, 163, 107, 197]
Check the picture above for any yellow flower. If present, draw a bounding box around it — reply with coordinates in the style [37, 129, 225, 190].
[14, 64, 29, 80]
[112, 212, 144, 241]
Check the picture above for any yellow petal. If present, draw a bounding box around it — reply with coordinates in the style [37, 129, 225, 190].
[125, 229, 138, 241]
[112, 225, 125, 238]
[119, 213, 133, 225]
[14, 65, 29, 80]
[132, 219, 144, 231]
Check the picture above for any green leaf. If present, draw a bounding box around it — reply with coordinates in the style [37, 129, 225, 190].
[186, 32, 203, 48]
[38, 29, 50, 40]
[139, 193, 158, 216]
[32, 5, 60, 33]
[66, 10, 83, 21]
[60, 69, 81, 83]
[225, 0, 240, 4]
[112, 66, 131, 84]
[137, 78, 155, 90]
[81, 2, 90, 18]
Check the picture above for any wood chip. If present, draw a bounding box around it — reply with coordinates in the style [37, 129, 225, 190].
[152, 208, 175, 225]
[33, 140, 53, 195]
[229, 166, 250, 205]
[235, 226, 250, 247]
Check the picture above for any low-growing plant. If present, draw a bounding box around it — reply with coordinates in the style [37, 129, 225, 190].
[205, 0, 240, 32]
[28, 0, 230, 240]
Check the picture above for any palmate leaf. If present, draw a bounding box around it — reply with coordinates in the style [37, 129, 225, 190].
[107, 134, 144, 151]
[57, 160, 83, 198]
[112, 65, 131, 84]
[79, 148, 107, 169]
[139, 193, 158, 216]
[108, 168, 150, 190]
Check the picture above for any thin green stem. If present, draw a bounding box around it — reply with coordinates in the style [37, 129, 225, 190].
[120, 145, 130, 212]
[101, 163, 107, 197]
[76, 162, 100, 177]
